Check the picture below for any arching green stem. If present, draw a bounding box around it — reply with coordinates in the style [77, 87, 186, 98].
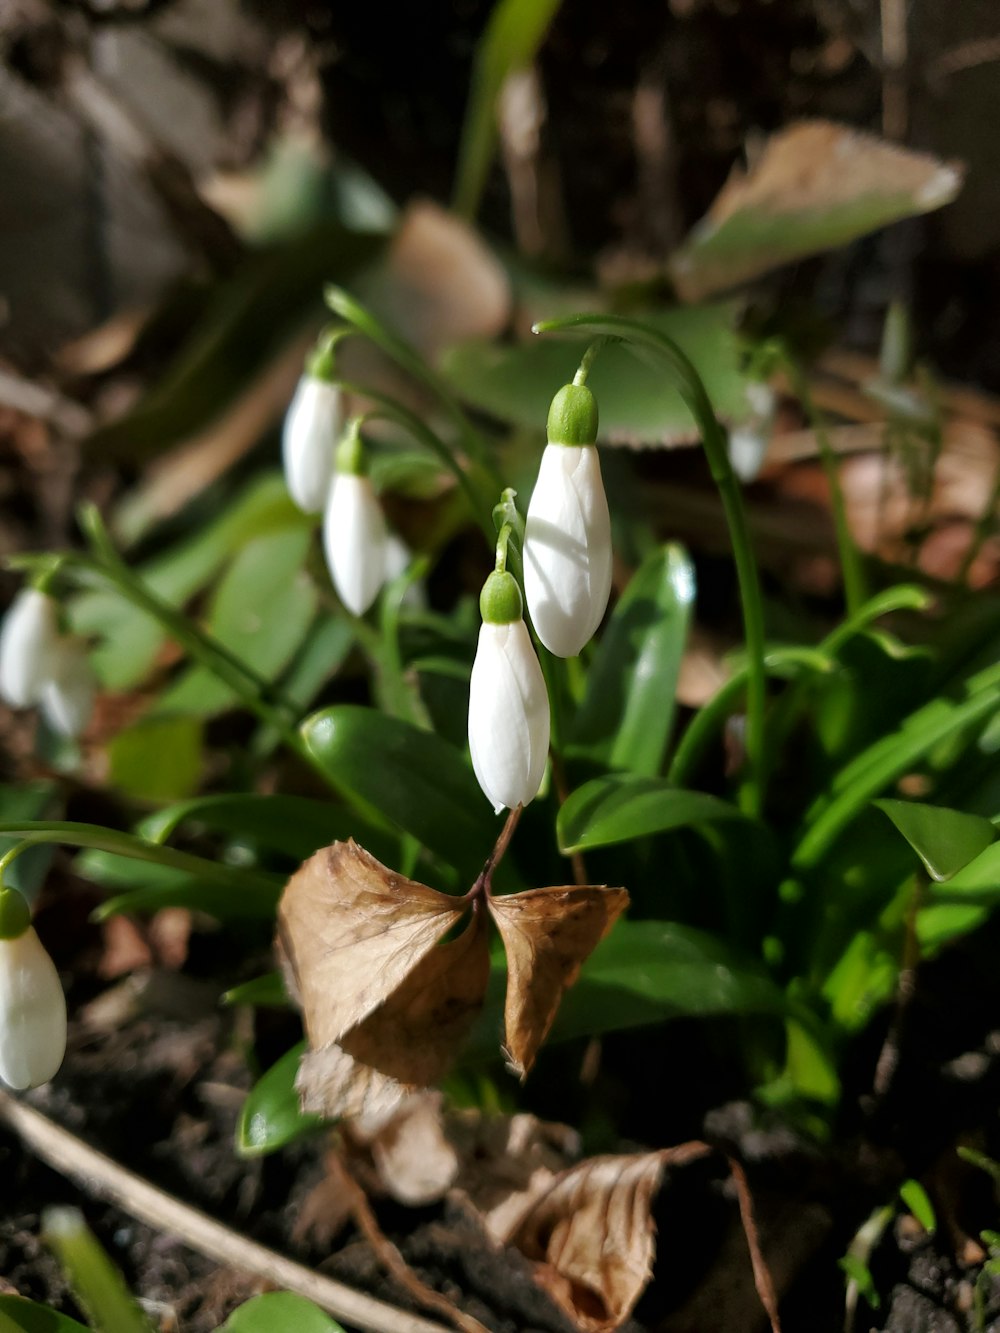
[534, 313, 768, 817]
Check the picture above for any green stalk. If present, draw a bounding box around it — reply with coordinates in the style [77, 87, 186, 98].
[534, 313, 768, 817]
[43, 1206, 154, 1333]
[780, 353, 868, 616]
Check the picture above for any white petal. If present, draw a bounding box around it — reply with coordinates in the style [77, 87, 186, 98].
[468, 621, 549, 812]
[523, 443, 612, 657]
[282, 377, 342, 513]
[0, 589, 61, 708]
[39, 639, 96, 739]
[728, 425, 769, 483]
[0, 926, 67, 1090]
[323, 474, 388, 615]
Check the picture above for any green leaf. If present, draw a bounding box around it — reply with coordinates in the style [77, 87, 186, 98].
[899, 1180, 936, 1233]
[452, 0, 564, 219]
[107, 716, 203, 804]
[222, 972, 289, 1008]
[557, 774, 747, 853]
[137, 793, 394, 864]
[77, 851, 279, 922]
[0, 782, 59, 901]
[301, 706, 498, 879]
[156, 527, 317, 716]
[0, 1296, 90, 1332]
[237, 1043, 323, 1157]
[570, 544, 694, 775]
[252, 616, 355, 757]
[839, 1254, 880, 1309]
[928, 840, 1000, 899]
[874, 799, 996, 882]
[668, 122, 962, 301]
[42, 1207, 154, 1333]
[442, 304, 751, 444]
[219, 1292, 345, 1333]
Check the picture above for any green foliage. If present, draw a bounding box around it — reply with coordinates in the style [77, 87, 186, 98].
[218, 1293, 345, 1332]
[0, 1297, 90, 1332]
[236, 1043, 322, 1156]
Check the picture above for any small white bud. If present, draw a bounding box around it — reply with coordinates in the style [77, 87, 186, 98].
[39, 637, 96, 739]
[524, 442, 612, 657]
[323, 473, 388, 616]
[468, 611, 550, 815]
[0, 589, 62, 708]
[0, 925, 67, 1090]
[282, 377, 343, 514]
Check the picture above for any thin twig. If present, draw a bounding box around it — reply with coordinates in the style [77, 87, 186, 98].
[0, 1091, 453, 1333]
[727, 1156, 783, 1333]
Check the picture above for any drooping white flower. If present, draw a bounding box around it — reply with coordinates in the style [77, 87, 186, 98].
[282, 375, 343, 514]
[728, 381, 776, 484]
[0, 588, 62, 708]
[39, 636, 96, 739]
[323, 424, 388, 616]
[524, 384, 612, 658]
[0, 892, 67, 1091]
[468, 570, 550, 814]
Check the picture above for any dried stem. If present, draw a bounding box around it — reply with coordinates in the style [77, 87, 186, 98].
[469, 805, 522, 903]
[728, 1155, 783, 1333]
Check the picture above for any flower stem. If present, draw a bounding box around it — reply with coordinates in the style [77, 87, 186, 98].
[533, 313, 768, 818]
[469, 804, 522, 901]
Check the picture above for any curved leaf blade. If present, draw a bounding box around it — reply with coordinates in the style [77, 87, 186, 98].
[874, 798, 996, 882]
[236, 1042, 324, 1157]
[558, 774, 747, 854]
[220, 1293, 345, 1332]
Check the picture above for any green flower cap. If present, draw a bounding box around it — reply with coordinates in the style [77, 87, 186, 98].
[336, 420, 368, 476]
[480, 570, 523, 625]
[547, 383, 599, 446]
[306, 337, 337, 383]
[0, 887, 31, 940]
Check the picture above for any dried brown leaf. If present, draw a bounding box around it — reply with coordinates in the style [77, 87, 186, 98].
[278, 839, 469, 1050]
[489, 886, 629, 1079]
[297, 907, 491, 1122]
[499, 1143, 711, 1333]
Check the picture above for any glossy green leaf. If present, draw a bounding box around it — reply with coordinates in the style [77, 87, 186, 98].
[925, 842, 1000, 905]
[86, 223, 384, 460]
[570, 544, 694, 775]
[156, 527, 317, 716]
[453, 0, 564, 218]
[137, 793, 393, 864]
[107, 716, 203, 804]
[0, 1296, 90, 1333]
[874, 799, 996, 882]
[442, 304, 751, 444]
[69, 474, 304, 690]
[558, 774, 747, 854]
[77, 850, 280, 922]
[667, 123, 962, 300]
[219, 1292, 345, 1333]
[899, 1179, 936, 1233]
[222, 972, 289, 1008]
[237, 1043, 323, 1157]
[302, 705, 498, 878]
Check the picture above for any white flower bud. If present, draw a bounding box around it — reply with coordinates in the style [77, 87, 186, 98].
[282, 376, 343, 514]
[323, 473, 388, 616]
[524, 441, 612, 658]
[0, 924, 67, 1090]
[0, 588, 62, 708]
[39, 637, 96, 739]
[469, 573, 550, 813]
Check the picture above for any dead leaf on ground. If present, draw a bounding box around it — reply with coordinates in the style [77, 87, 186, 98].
[669, 121, 964, 300]
[488, 886, 629, 1079]
[497, 1143, 711, 1333]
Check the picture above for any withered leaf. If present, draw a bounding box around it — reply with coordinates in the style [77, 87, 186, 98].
[501, 1143, 711, 1333]
[489, 886, 629, 1079]
[297, 906, 491, 1122]
[278, 839, 468, 1049]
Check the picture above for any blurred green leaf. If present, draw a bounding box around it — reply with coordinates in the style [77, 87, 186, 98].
[570, 544, 694, 775]
[0, 1296, 90, 1332]
[237, 1042, 323, 1157]
[219, 1292, 345, 1332]
[77, 850, 279, 922]
[453, 0, 564, 219]
[252, 616, 356, 756]
[899, 1180, 936, 1233]
[222, 972, 289, 1008]
[558, 774, 747, 853]
[108, 716, 203, 804]
[874, 799, 996, 882]
[86, 223, 384, 461]
[302, 705, 498, 880]
[42, 1206, 154, 1333]
[0, 782, 59, 901]
[442, 304, 751, 443]
[70, 475, 303, 690]
[668, 122, 963, 301]
[157, 526, 317, 716]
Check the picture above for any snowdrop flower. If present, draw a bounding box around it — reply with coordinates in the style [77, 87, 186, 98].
[524, 383, 612, 658]
[728, 381, 776, 484]
[282, 341, 343, 514]
[0, 888, 66, 1091]
[323, 422, 388, 616]
[0, 587, 61, 708]
[468, 567, 550, 814]
[39, 636, 96, 739]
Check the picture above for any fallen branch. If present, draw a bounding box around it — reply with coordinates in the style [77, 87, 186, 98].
[0, 1090, 453, 1333]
